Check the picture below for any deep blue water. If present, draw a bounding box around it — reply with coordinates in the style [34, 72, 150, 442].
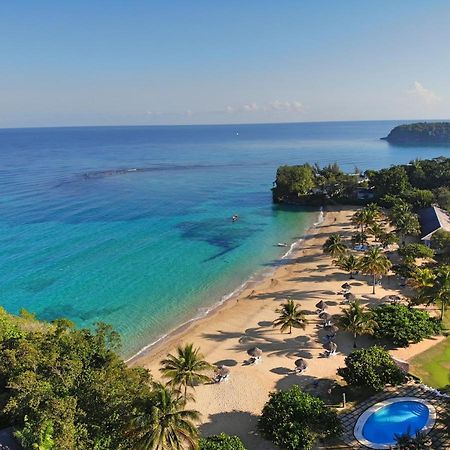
[362, 401, 430, 445]
[0, 121, 448, 357]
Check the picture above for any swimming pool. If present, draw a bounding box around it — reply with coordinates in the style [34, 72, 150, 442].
[354, 397, 436, 449]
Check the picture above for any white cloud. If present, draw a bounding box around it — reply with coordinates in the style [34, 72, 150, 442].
[224, 100, 303, 114]
[408, 81, 440, 104]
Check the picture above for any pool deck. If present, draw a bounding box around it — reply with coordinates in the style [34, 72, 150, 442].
[339, 383, 449, 449]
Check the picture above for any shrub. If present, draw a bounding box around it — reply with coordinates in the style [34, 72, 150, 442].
[372, 303, 441, 347]
[258, 385, 341, 450]
[397, 243, 434, 261]
[199, 433, 246, 450]
[337, 346, 406, 391]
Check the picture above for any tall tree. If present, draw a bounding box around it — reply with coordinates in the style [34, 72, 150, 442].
[334, 254, 360, 279]
[130, 383, 199, 450]
[432, 265, 450, 321]
[359, 247, 392, 294]
[322, 234, 346, 257]
[273, 300, 307, 334]
[160, 344, 212, 400]
[338, 300, 377, 347]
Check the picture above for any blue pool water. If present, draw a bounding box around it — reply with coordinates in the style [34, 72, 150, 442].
[362, 401, 429, 445]
[0, 121, 449, 357]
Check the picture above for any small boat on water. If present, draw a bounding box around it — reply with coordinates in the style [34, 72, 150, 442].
[231, 214, 239, 222]
[277, 242, 288, 247]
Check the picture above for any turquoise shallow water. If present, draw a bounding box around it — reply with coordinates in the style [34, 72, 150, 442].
[0, 121, 448, 357]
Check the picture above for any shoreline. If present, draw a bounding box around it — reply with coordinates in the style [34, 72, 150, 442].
[129, 205, 444, 448]
[126, 207, 323, 364]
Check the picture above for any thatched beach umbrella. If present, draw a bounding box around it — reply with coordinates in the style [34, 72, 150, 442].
[344, 292, 356, 302]
[247, 347, 262, 358]
[319, 312, 332, 321]
[295, 358, 308, 371]
[341, 282, 352, 290]
[216, 366, 230, 377]
[315, 300, 326, 310]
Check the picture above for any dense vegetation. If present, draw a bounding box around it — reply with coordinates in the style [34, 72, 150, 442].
[272, 163, 360, 204]
[273, 157, 450, 212]
[258, 385, 341, 450]
[0, 307, 218, 450]
[0, 310, 152, 449]
[372, 303, 441, 347]
[382, 122, 450, 144]
[337, 346, 407, 391]
[199, 433, 246, 450]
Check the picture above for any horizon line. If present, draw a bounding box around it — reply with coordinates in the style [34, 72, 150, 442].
[1, 117, 449, 131]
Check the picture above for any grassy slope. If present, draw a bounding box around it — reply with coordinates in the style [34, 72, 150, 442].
[409, 310, 450, 391]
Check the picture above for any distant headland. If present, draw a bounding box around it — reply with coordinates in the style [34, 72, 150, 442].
[382, 122, 450, 144]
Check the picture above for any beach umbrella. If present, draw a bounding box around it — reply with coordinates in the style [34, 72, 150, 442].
[247, 347, 262, 358]
[319, 312, 332, 321]
[344, 292, 356, 301]
[295, 358, 308, 370]
[216, 366, 230, 377]
[315, 300, 326, 310]
[341, 283, 352, 290]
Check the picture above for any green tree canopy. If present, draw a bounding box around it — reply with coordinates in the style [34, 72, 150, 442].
[322, 234, 347, 257]
[398, 243, 435, 262]
[272, 164, 316, 201]
[372, 303, 441, 347]
[359, 246, 392, 294]
[160, 343, 212, 400]
[129, 382, 199, 450]
[273, 300, 307, 334]
[258, 385, 341, 450]
[0, 319, 153, 450]
[337, 346, 406, 391]
[199, 433, 246, 450]
[338, 300, 377, 348]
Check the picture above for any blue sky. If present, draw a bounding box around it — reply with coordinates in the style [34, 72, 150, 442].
[1, 1, 449, 127]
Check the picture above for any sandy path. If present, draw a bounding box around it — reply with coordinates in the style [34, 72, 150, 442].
[130, 206, 443, 449]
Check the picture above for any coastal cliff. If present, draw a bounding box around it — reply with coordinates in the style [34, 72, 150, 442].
[382, 122, 450, 144]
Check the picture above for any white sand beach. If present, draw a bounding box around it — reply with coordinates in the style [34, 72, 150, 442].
[130, 206, 445, 449]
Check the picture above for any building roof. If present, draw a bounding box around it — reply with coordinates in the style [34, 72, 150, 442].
[418, 205, 450, 240]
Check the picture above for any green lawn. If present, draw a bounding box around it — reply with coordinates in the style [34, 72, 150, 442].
[409, 310, 450, 391]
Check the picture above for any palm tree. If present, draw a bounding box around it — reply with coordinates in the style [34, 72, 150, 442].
[351, 209, 367, 234]
[351, 231, 369, 248]
[334, 254, 360, 279]
[273, 299, 307, 334]
[130, 383, 199, 450]
[390, 209, 420, 245]
[432, 265, 450, 321]
[352, 205, 380, 234]
[160, 344, 212, 400]
[367, 222, 384, 241]
[409, 267, 436, 290]
[359, 246, 392, 294]
[322, 234, 346, 257]
[338, 300, 377, 348]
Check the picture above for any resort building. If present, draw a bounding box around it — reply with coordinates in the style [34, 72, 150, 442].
[418, 205, 450, 246]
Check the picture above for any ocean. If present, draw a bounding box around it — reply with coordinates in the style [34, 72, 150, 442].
[0, 121, 448, 358]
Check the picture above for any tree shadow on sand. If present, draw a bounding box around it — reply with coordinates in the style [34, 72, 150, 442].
[199, 411, 275, 450]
